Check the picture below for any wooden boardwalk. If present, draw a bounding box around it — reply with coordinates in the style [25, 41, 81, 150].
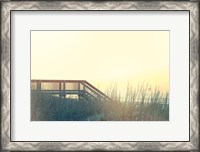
[31, 80, 112, 102]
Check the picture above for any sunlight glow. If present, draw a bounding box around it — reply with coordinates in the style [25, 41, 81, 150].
[31, 31, 169, 98]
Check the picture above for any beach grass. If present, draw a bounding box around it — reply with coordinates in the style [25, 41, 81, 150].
[31, 83, 169, 121]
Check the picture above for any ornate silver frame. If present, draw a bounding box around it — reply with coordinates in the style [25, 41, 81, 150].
[1, 1, 199, 151]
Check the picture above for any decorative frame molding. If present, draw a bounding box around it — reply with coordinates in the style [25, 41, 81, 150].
[1, 1, 199, 151]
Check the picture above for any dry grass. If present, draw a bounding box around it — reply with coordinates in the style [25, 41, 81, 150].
[103, 83, 169, 121]
[31, 83, 169, 121]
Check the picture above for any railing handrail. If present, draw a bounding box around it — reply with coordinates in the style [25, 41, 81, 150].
[83, 81, 112, 101]
[31, 79, 86, 83]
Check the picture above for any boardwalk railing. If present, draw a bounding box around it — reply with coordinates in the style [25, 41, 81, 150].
[31, 80, 112, 102]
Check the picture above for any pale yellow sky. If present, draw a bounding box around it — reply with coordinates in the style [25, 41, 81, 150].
[31, 31, 169, 98]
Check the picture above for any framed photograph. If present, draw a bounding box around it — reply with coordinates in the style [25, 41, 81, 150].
[1, 0, 199, 151]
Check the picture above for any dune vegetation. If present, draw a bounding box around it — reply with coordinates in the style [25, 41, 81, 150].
[31, 83, 169, 121]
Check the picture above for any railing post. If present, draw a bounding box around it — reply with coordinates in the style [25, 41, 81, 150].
[78, 82, 80, 101]
[63, 81, 65, 99]
[83, 82, 85, 91]
[59, 82, 61, 98]
[82, 82, 85, 99]
[37, 81, 41, 91]
[65, 82, 67, 98]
